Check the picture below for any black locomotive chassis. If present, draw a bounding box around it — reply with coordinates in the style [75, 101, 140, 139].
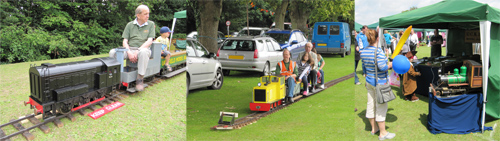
[28, 57, 121, 119]
[29, 86, 115, 119]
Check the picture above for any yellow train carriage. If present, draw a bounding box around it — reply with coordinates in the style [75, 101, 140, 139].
[250, 75, 285, 111]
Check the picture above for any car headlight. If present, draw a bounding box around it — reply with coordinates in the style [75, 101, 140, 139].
[258, 83, 261, 87]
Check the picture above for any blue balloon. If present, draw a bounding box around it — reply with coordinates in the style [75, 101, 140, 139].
[393, 55, 410, 74]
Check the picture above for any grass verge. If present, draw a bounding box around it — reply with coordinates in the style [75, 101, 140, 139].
[0, 54, 186, 140]
[187, 46, 355, 140]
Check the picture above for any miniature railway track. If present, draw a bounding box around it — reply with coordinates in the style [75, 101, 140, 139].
[212, 73, 354, 130]
[0, 72, 185, 141]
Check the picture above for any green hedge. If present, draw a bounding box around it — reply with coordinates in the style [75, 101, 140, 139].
[0, 0, 186, 64]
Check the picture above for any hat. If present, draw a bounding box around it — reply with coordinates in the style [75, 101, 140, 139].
[160, 26, 172, 33]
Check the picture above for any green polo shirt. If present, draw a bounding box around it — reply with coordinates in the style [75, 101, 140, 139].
[122, 20, 156, 47]
[275, 61, 299, 76]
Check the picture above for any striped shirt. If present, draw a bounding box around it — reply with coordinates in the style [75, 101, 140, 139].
[360, 46, 389, 86]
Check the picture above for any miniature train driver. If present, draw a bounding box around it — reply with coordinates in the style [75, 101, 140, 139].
[275, 49, 298, 103]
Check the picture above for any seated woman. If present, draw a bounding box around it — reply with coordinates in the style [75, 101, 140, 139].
[297, 52, 313, 96]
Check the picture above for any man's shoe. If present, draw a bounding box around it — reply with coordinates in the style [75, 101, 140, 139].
[289, 97, 294, 103]
[135, 75, 145, 91]
[318, 84, 325, 89]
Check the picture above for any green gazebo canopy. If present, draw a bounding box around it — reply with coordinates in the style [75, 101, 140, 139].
[380, 0, 500, 29]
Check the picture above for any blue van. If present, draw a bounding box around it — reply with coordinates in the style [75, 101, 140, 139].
[312, 22, 351, 57]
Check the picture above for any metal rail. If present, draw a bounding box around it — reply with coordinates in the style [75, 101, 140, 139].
[212, 73, 354, 130]
[0, 71, 185, 141]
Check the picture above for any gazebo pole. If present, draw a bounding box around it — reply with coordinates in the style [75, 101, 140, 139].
[479, 21, 491, 133]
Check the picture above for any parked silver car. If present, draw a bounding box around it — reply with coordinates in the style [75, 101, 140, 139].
[217, 36, 283, 76]
[237, 27, 269, 37]
[187, 38, 223, 91]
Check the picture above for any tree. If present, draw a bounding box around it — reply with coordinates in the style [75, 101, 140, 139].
[269, 0, 289, 30]
[197, 0, 223, 53]
[289, 0, 314, 33]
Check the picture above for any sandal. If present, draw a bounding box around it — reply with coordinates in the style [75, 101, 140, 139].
[164, 65, 172, 71]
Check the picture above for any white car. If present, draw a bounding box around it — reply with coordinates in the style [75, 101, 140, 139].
[237, 27, 269, 37]
[187, 31, 226, 46]
[186, 38, 224, 91]
[217, 36, 283, 76]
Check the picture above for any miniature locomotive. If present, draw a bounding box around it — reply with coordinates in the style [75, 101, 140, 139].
[249, 75, 302, 111]
[433, 60, 482, 95]
[25, 43, 186, 119]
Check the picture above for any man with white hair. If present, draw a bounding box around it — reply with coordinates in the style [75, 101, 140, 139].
[109, 5, 155, 91]
[297, 42, 321, 90]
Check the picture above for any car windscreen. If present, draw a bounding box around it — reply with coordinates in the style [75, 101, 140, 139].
[265, 33, 289, 44]
[221, 40, 255, 51]
[238, 30, 262, 36]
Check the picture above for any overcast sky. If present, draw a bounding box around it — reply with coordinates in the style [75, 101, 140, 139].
[355, 0, 500, 25]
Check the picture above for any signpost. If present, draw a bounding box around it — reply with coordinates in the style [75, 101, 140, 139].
[226, 20, 231, 37]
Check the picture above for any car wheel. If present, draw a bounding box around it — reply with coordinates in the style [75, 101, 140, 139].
[261, 62, 270, 76]
[223, 69, 230, 76]
[208, 69, 224, 90]
[341, 51, 346, 58]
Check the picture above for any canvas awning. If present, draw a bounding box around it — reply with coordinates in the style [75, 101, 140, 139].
[378, 0, 500, 133]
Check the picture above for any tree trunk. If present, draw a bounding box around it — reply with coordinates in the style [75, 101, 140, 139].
[289, 0, 312, 34]
[273, 0, 289, 30]
[198, 0, 223, 53]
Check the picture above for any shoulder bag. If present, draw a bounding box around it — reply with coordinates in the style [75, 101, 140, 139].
[374, 46, 396, 104]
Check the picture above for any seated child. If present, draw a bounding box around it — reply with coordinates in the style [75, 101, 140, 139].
[155, 26, 173, 71]
[297, 52, 313, 96]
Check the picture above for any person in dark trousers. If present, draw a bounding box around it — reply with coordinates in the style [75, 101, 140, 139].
[355, 26, 369, 85]
[430, 29, 443, 57]
[355, 31, 361, 85]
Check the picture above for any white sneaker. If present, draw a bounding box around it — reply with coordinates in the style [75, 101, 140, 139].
[379, 132, 396, 140]
[318, 84, 324, 89]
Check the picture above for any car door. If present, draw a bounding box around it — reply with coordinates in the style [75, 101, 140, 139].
[191, 40, 217, 85]
[269, 39, 284, 68]
[343, 23, 351, 52]
[263, 39, 277, 67]
[295, 32, 307, 51]
[328, 24, 341, 52]
[187, 40, 204, 87]
[289, 32, 306, 60]
[314, 24, 329, 53]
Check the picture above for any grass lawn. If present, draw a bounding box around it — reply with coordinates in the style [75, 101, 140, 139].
[0, 54, 186, 140]
[354, 45, 500, 140]
[187, 46, 355, 140]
